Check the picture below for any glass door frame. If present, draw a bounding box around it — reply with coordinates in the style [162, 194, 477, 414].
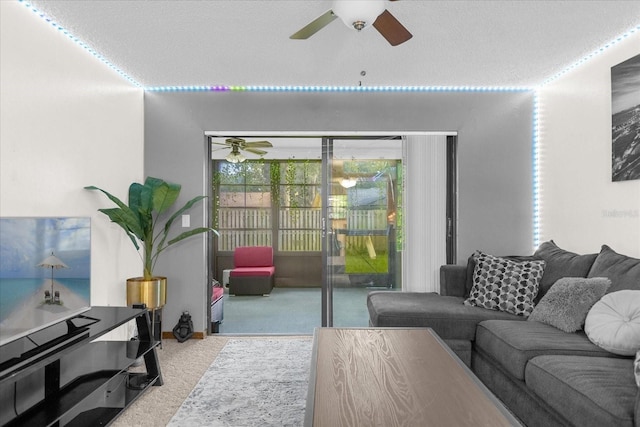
[321, 137, 332, 326]
[320, 135, 403, 327]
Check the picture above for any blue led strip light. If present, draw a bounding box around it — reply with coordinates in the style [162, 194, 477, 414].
[542, 24, 640, 86]
[18, 0, 141, 87]
[532, 91, 541, 249]
[145, 85, 532, 92]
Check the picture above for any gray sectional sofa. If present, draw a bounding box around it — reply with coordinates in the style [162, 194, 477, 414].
[367, 241, 640, 427]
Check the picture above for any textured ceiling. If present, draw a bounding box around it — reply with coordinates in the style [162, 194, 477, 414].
[25, 0, 640, 88]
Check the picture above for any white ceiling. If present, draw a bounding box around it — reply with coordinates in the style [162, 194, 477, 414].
[26, 0, 640, 88]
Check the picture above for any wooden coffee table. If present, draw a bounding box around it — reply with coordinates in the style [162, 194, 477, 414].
[305, 328, 521, 427]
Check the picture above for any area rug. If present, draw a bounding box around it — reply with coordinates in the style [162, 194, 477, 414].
[167, 337, 313, 427]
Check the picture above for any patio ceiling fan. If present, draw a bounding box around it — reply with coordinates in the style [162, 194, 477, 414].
[290, 0, 412, 46]
[211, 137, 273, 163]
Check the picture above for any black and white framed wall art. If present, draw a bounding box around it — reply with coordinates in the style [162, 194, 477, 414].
[611, 53, 640, 182]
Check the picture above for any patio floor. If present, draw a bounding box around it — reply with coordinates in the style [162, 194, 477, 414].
[217, 287, 396, 335]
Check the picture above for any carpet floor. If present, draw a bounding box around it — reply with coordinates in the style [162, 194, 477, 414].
[112, 336, 312, 426]
[168, 337, 312, 426]
[112, 336, 228, 427]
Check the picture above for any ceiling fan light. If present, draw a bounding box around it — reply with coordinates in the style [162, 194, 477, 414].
[333, 0, 386, 31]
[226, 150, 246, 163]
[340, 177, 357, 188]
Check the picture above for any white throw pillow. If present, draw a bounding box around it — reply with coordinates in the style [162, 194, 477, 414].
[584, 290, 640, 356]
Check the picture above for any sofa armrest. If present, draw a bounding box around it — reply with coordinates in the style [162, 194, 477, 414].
[440, 265, 468, 297]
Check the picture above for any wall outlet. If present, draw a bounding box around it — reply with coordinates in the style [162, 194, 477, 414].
[181, 214, 190, 227]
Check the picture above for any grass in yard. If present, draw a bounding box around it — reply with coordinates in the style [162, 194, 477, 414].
[345, 250, 388, 273]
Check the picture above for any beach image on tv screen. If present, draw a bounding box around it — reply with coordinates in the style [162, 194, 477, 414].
[0, 217, 91, 346]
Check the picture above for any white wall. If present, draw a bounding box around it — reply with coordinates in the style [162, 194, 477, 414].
[0, 2, 144, 308]
[539, 31, 640, 257]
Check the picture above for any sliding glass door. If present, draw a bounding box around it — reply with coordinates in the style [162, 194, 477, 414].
[322, 137, 404, 327]
[207, 134, 449, 333]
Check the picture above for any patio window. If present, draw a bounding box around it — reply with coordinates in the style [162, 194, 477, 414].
[213, 160, 322, 252]
[214, 161, 273, 250]
[278, 160, 322, 251]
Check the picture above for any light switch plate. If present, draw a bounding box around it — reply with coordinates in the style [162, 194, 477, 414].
[181, 214, 190, 227]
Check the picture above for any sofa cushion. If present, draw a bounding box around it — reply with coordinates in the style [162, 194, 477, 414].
[527, 277, 611, 333]
[585, 290, 640, 356]
[464, 251, 545, 317]
[525, 355, 636, 427]
[230, 266, 275, 277]
[233, 246, 274, 268]
[367, 291, 524, 340]
[588, 245, 640, 293]
[533, 240, 599, 302]
[212, 286, 224, 303]
[475, 319, 616, 380]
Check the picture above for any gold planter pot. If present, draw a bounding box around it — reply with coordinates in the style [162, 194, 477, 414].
[126, 277, 167, 309]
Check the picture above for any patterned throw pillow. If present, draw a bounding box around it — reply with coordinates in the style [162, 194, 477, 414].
[464, 251, 545, 316]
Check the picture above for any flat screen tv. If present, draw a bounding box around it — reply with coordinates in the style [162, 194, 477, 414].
[0, 217, 91, 346]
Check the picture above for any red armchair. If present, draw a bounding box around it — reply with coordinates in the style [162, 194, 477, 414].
[229, 246, 275, 296]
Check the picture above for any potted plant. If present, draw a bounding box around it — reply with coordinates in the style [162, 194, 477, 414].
[85, 176, 216, 308]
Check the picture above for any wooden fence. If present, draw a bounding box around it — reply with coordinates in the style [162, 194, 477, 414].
[217, 208, 271, 229]
[217, 207, 388, 252]
[344, 210, 388, 251]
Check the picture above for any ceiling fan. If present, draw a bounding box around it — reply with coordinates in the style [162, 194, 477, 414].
[211, 137, 273, 163]
[290, 0, 412, 46]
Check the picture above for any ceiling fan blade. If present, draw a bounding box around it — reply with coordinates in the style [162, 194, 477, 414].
[373, 9, 412, 46]
[211, 146, 231, 153]
[244, 141, 273, 148]
[243, 147, 268, 156]
[290, 10, 337, 39]
[225, 137, 244, 145]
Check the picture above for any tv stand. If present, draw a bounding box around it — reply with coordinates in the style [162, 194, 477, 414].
[0, 306, 162, 426]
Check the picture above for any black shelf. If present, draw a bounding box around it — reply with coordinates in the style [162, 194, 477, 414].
[0, 307, 162, 427]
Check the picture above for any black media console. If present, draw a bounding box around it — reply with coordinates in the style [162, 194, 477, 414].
[0, 306, 162, 426]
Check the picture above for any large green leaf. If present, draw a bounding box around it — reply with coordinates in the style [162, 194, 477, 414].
[137, 183, 154, 215]
[85, 186, 145, 240]
[130, 183, 154, 239]
[85, 186, 129, 211]
[163, 195, 207, 234]
[96, 208, 142, 250]
[167, 227, 217, 246]
[146, 177, 180, 214]
[128, 183, 144, 225]
[155, 195, 208, 256]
